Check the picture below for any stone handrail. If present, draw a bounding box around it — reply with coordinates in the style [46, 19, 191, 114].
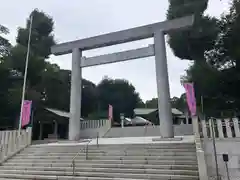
[192, 116, 208, 180]
[199, 118, 240, 138]
[0, 127, 32, 164]
[80, 119, 110, 130]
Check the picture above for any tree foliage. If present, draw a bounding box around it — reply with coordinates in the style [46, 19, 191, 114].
[167, 0, 219, 61]
[170, 0, 240, 117]
[203, 0, 240, 115]
[1, 10, 56, 127]
[0, 10, 145, 128]
[144, 96, 187, 114]
[10, 10, 55, 87]
[171, 95, 188, 113]
[0, 24, 11, 59]
[145, 98, 158, 108]
[97, 78, 142, 122]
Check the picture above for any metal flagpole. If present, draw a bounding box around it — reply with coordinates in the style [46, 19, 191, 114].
[18, 14, 33, 135]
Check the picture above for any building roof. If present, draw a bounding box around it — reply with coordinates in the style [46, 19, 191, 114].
[171, 108, 183, 115]
[134, 108, 183, 116]
[131, 116, 152, 124]
[134, 108, 157, 115]
[45, 108, 84, 121]
[45, 108, 70, 118]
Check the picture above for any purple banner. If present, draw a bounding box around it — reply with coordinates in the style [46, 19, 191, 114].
[184, 83, 197, 116]
[108, 104, 113, 121]
[21, 100, 32, 127]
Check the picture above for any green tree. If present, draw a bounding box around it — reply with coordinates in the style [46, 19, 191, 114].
[41, 67, 98, 117]
[145, 96, 187, 112]
[145, 98, 158, 108]
[97, 77, 142, 122]
[0, 25, 11, 59]
[0, 25, 14, 127]
[82, 79, 98, 117]
[2, 9, 56, 127]
[203, 0, 240, 115]
[171, 95, 188, 112]
[0, 65, 12, 127]
[9, 9, 55, 87]
[167, 0, 219, 62]
[0, 10, 100, 129]
[166, 0, 230, 117]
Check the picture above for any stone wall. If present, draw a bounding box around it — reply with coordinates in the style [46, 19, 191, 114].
[103, 124, 193, 138]
[199, 118, 240, 180]
[203, 139, 240, 180]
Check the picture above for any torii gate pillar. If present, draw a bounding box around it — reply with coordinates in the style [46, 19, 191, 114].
[154, 31, 173, 137]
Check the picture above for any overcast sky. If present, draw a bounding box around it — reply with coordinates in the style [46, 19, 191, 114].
[0, 0, 230, 101]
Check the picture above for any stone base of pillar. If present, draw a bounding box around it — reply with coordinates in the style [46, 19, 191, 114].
[69, 131, 81, 141]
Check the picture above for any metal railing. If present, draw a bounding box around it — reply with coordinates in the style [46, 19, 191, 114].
[72, 132, 99, 175]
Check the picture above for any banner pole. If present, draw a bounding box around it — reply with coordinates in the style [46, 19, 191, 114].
[18, 14, 33, 135]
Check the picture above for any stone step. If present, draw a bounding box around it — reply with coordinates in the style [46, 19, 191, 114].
[0, 174, 199, 180]
[4, 159, 198, 166]
[0, 179, 26, 180]
[14, 152, 197, 159]
[29, 142, 195, 148]
[0, 168, 199, 176]
[0, 179, 23, 180]
[11, 156, 197, 162]
[0, 163, 198, 171]
[0, 177, 141, 180]
[22, 148, 196, 154]
[22, 149, 196, 153]
[9, 155, 197, 162]
[0, 171, 199, 179]
[21, 147, 196, 154]
[27, 144, 196, 150]
[17, 151, 197, 157]
[28, 145, 196, 150]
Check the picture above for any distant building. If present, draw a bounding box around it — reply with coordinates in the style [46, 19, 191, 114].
[133, 108, 186, 125]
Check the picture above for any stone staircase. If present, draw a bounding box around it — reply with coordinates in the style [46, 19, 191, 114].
[0, 142, 199, 179]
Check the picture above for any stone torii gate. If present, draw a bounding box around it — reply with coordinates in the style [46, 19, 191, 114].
[51, 15, 194, 140]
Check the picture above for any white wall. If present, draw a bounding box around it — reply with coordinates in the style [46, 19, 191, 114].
[79, 119, 111, 139]
[104, 124, 193, 138]
[80, 125, 110, 139]
[203, 139, 240, 180]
